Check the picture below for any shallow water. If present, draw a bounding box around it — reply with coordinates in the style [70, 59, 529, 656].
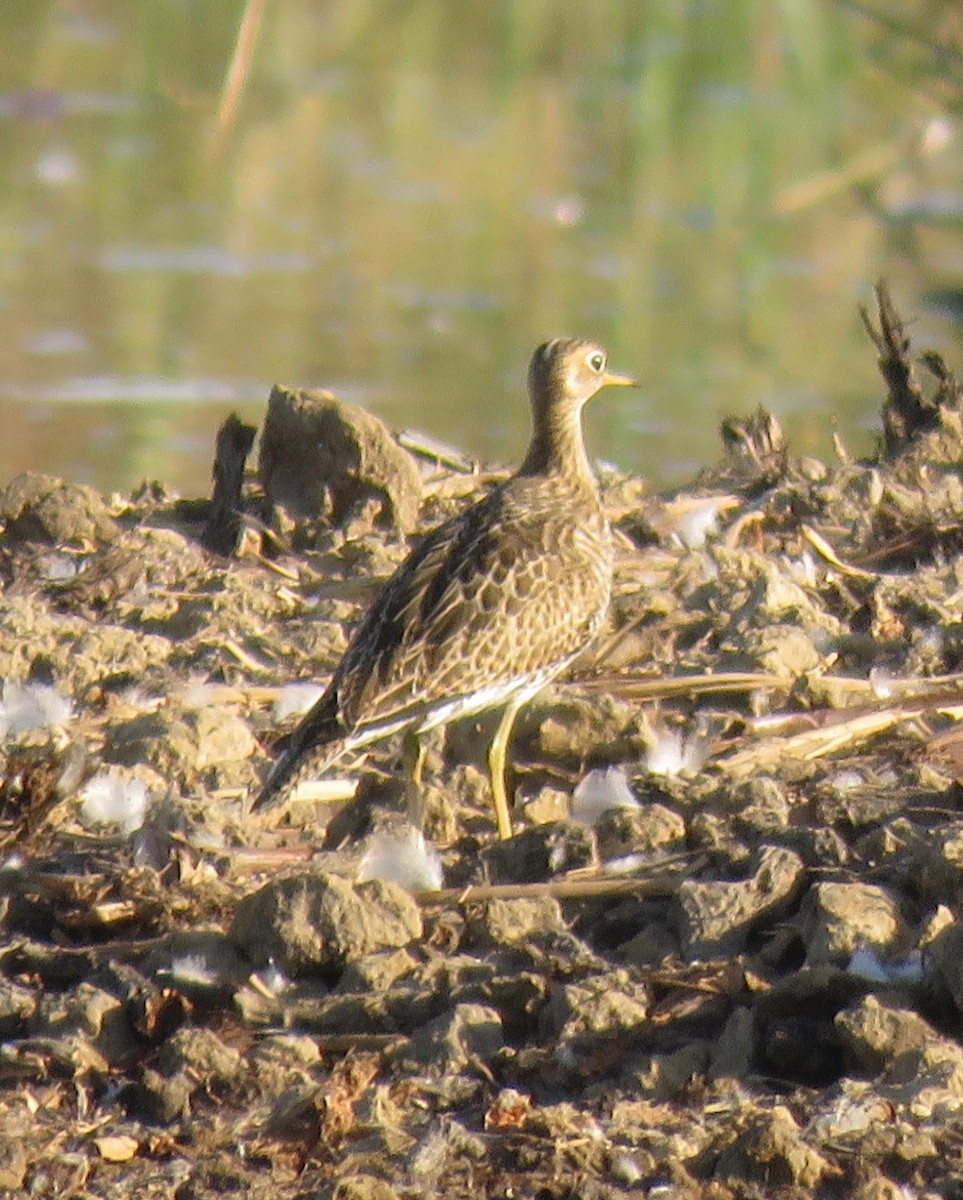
[1, 0, 961, 495]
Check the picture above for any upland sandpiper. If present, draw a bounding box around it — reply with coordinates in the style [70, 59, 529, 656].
[253, 338, 636, 837]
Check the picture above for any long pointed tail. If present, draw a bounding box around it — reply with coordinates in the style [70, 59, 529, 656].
[251, 739, 346, 813]
[251, 693, 345, 813]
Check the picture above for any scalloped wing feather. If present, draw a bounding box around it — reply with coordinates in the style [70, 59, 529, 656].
[331, 476, 612, 736]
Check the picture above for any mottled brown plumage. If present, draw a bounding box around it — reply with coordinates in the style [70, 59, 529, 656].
[254, 338, 636, 837]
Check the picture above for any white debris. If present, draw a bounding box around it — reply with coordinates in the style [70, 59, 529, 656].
[570, 766, 640, 828]
[601, 852, 648, 875]
[256, 958, 292, 997]
[116, 687, 161, 713]
[784, 550, 818, 588]
[357, 825, 443, 892]
[846, 947, 923, 985]
[79, 771, 148, 835]
[670, 496, 732, 549]
[609, 1151, 644, 1185]
[869, 667, 895, 700]
[38, 552, 82, 582]
[644, 724, 708, 778]
[0, 680, 73, 739]
[919, 627, 943, 656]
[169, 953, 220, 987]
[178, 677, 223, 709]
[807, 1092, 891, 1140]
[273, 682, 325, 723]
[845, 947, 890, 983]
[829, 768, 864, 794]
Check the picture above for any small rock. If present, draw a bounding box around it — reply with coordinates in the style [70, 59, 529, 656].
[675, 844, 805, 959]
[800, 882, 904, 966]
[874, 1034, 963, 1119]
[814, 780, 905, 833]
[0, 978, 37, 1037]
[836, 995, 938, 1076]
[739, 622, 828, 677]
[189, 705, 257, 770]
[919, 903, 955, 946]
[231, 872, 422, 978]
[517, 693, 640, 767]
[132, 1067, 193, 1123]
[336, 948, 420, 994]
[0, 471, 117, 546]
[541, 970, 649, 1061]
[922, 919, 963, 1013]
[723, 552, 842, 633]
[158, 1026, 243, 1085]
[0, 596, 173, 694]
[687, 809, 751, 865]
[248, 1034, 322, 1096]
[777, 824, 851, 870]
[912, 822, 963, 901]
[0, 1134, 28, 1190]
[400, 1003, 504, 1071]
[103, 709, 199, 775]
[419, 953, 497, 998]
[35, 982, 138, 1068]
[520, 784, 570, 826]
[482, 820, 595, 883]
[851, 1172, 915, 1200]
[709, 1006, 755, 1081]
[465, 896, 565, 948]
[332, 1175, 400, 1200]
[594, 802, 685, 861]
[173, 1151, 249, 1197]
[408, 1118, 487, 1182]
[628, 1041, 709, 1100]
[618, 914, 680, 967]
[259, 385, 422, 533]
[289, 987, 437, 1037]
[715, 1104, 829, 1189]
[104, 705, 255, 784]
[249, 1033, 321, 1070]
[733, 775, 792, 833]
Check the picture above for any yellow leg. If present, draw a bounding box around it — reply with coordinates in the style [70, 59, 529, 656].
[488, 696, 524, 839]
[403, 729, 427, 829]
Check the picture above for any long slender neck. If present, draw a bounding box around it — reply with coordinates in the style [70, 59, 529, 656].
[517, 398, 596, 489]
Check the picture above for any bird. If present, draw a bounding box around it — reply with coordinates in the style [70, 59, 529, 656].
[253, 337, 637, 838]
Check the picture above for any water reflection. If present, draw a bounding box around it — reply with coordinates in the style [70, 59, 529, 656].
[0, 0, 960, 495]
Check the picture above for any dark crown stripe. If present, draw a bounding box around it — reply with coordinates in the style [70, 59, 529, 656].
[535, 337, 564, 365]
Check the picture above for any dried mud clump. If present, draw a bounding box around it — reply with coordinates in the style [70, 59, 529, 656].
[5, 285, 963, 1197]
[259, 385, 423, 538]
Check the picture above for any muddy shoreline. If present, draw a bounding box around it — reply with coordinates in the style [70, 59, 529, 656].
[3, 286, 963, 1197]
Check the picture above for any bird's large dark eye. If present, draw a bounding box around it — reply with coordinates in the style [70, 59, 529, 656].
[588, 352, 605, 372]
